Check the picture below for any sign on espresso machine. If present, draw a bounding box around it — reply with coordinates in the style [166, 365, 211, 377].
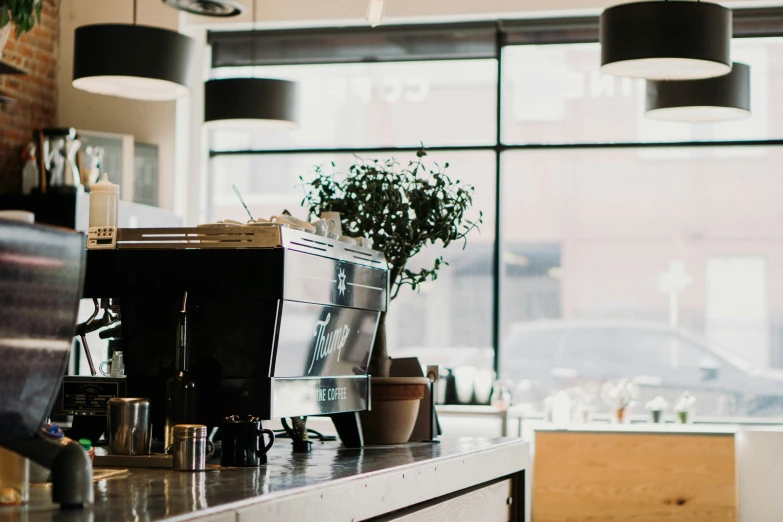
[270, 243, 387, 418]
[271, 301, 380, 417]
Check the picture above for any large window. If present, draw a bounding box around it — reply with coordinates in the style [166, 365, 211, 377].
[207, 13, 783, 417]
[501, 147, 783, 416]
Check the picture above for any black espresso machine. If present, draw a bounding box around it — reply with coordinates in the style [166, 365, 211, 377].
[79, 224, 387, 447]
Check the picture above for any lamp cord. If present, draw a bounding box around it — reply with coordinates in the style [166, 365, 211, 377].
[251, 0, 257, 74]
[133, 0, 137, 24]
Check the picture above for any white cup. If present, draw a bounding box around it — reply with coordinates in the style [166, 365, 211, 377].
[358, 237, 374, 249]
[286, 215, 316, 231]
[100, 351, 125, 377]
[321, 212, 343, 236]
[270, 215, 316, 232]
[313, 218, 337, 237]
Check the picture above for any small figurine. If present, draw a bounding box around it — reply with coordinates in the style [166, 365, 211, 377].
[21, 142, 38, 194]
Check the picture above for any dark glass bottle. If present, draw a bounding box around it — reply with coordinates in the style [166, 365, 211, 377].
[164, 294, 197, 451]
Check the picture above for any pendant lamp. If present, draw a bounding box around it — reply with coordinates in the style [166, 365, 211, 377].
[600, 1, 732, 80]
[646, 62, 750, 122]
[204, 78, 298, 130]
[203, 0, 298, 130]
[163, 0, 245, 17]
[72, 0, 194, 101]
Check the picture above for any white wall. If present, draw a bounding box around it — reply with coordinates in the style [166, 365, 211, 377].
[57, 0, 180, 211]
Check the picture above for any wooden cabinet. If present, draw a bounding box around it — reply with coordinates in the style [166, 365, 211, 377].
[533, 429, 736, 522]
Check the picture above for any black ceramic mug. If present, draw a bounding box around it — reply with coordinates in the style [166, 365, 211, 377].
[220, 415, 275, 467]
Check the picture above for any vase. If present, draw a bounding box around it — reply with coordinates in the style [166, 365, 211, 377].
[576, 406, 592, 424]
[359, 377, 429, 444]
[613, 406, 627, 424]
[453, 366, 476, 404]
[677, 410, 690, 424]
[650, 409, 663, 423]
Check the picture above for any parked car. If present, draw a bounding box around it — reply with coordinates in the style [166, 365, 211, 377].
[501, 320, 783, 417]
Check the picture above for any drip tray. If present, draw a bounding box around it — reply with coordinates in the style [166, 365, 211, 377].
[94, 448, 172, 468]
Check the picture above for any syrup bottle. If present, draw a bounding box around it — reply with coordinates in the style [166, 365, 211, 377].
[164, 292, 198, 451]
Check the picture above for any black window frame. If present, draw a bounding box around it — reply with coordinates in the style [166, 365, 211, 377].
[208, 8, 783, 375]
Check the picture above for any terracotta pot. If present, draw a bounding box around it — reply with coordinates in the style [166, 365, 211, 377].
[360, 377, 429, 445]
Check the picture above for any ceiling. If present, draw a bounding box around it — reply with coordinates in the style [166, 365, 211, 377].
[183, 0, 783, 29]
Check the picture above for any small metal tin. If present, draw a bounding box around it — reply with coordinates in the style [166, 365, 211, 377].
[172, 424, 214, 471]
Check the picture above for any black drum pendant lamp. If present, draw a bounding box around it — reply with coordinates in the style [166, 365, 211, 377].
[646, 62, 750, 122]
[204, 78, 297, 130]
[72, 0, 194, 101]
[600, 1, 732, 80]
[203, 0, 298, 130]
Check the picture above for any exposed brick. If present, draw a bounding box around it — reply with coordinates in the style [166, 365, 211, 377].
[0, 0, 58, 193]
[34, 51, 53, 65]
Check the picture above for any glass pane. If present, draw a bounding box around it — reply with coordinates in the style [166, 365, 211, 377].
[500, 147, 783, 417]
[208, 153, 343, 224]
[384, 152, 496, 375]
[210, 24, 497, 67]
[209, 59, 497, 151]
[502, 38, 783, 144]
[208, 151, 496, 375]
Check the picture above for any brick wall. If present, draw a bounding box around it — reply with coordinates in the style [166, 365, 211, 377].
[0, 0, 58, 193]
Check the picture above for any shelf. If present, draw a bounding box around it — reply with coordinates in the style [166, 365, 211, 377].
[0, 60, 25, 75]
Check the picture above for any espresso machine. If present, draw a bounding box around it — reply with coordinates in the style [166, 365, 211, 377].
[81, 224, 387, 447]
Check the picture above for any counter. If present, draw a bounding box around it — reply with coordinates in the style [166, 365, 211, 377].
[0, 437, 529, 522]
[534, 423, 738, 435]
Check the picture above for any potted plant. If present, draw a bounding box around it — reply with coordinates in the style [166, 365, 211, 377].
[301, 150, 481, 443]
[675, 391, 696, 424]
[0, 0, 42, 56]
[646, 396, 668, 424]
[601, 378, 637, 424]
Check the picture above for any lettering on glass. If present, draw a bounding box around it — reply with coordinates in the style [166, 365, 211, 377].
[308, 313, 351, 375]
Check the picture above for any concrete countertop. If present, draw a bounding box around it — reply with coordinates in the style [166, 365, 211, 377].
[0, 437, 530, 522]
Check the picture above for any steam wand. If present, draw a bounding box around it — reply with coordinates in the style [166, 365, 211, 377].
[75, 298, 120, 376]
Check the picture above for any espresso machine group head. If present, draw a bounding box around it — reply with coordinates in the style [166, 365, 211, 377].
[81, 225, 388, 447]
